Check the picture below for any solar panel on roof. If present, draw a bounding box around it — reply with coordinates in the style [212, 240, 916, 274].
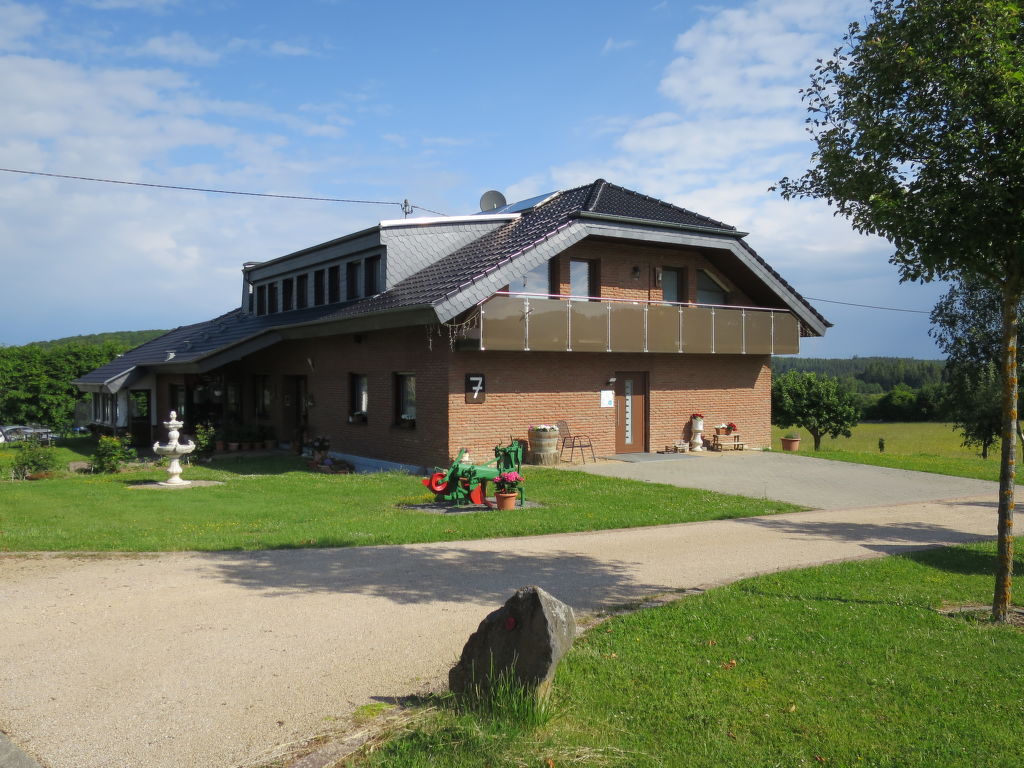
[474, 191, 555, 215]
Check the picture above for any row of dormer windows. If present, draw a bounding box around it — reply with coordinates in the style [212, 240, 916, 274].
[250, 255, 382, 316]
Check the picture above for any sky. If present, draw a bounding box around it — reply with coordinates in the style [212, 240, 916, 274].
[0, 0, 947, 357]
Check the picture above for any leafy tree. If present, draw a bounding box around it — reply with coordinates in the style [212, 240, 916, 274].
[930, 278, 1024, 457]
[772, 371, 860, 450]
[776, 0, 1024, 622]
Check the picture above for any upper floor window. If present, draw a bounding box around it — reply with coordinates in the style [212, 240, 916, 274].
[314, 269, 326, 306]
[267, 283, 278, 314]
[346, 260, 363, 300]
[296, 274, 309, 309]
[328, 265, 341, 303]
[365, 255, 381, 296]
[256, 284, 267, 315]
[662, 267, 686, 303]
[696, 269, 727, 306]
[521, 259, 555, 295]
[282, 278, 294, 312]
[570, 259, 599, 300]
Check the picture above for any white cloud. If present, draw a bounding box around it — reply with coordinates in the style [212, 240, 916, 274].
[269, 41, 312, 57]
[76, 0, 178, 10]
[422, 136, 474, 148]
[0, 1, 45, 52]
[601, 37, 636, 54]
[131, 31, 220, 66]
[0, 49, 380, 344]
[507, 0, 938, 355]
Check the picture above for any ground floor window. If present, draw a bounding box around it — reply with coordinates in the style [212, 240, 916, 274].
[254, 375, 272, 419]
[395, 373, 416, 427]
[349, 373, 368, 423]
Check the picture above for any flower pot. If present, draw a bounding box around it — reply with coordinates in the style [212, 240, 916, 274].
[227, 442, 240, 452]
[264, 439, 277, 450]
[781, 437, 801, 452]
[495, 492, 518, 511]
[715, 427, 727, 435]
[215, 440, 226, 452]
[528, 428, 560, 466]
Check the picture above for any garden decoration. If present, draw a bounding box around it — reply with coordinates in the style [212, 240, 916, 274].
[153, 411, 195, 486]
[422, 439, 524, 508]
[690, 412, 705, 452]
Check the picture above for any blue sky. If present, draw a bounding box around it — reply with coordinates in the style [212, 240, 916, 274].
[0, 0, 945, 357]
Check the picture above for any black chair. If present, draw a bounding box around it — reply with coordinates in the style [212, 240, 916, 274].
[556, 420, 596, 464]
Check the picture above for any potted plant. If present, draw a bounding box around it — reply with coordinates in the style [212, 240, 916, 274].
[726, 422, 738, 434]
[781, 432, 801, 451]
[260, 425, 277, 450]
[310, 435, 331, 466]
[493, 470, 523, 511]
[715, 423, 729, 436]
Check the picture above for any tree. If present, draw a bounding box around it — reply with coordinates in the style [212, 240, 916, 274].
[772, 371, 860, 450]
[930, 278, 1024, 458]
[776, 0, 1024, 622]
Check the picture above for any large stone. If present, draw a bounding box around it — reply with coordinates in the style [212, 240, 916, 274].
[449, 585, 576, 700]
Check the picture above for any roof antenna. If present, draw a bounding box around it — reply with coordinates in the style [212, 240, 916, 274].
[479, 190, 507, 212]
[401, 199, 413, 217]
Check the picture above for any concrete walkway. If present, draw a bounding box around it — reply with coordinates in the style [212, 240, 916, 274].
[0, 484, 999, 768]
[578, 451, 996, 508]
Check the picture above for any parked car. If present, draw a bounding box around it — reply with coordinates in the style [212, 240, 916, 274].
[0, 425, 57, 444]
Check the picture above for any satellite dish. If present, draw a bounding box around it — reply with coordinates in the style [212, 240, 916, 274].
[479, 190, 507, 212]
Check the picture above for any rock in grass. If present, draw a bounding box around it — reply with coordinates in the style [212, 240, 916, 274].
[449, 585, 575, 700]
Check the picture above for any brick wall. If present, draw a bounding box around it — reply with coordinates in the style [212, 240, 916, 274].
[447, 351, 770, 461]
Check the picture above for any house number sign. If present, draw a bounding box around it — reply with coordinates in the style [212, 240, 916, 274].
[465, 374, 486, 404]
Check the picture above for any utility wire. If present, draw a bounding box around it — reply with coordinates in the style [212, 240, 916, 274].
[806, 296, 931, 314]
[0, 167, 447, 216]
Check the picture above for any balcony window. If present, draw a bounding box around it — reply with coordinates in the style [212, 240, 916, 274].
[697, 269, 727, 305]
[570, 259, 599, 299]
[662, 267, 686, 303]
[520, 259, 555, 295]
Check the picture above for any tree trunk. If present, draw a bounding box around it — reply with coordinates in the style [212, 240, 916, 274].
[812, 431, 822, 451]
[993, 280, 1019, 622]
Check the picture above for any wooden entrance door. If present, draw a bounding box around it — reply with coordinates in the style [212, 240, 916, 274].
[614, 372, 648, 453]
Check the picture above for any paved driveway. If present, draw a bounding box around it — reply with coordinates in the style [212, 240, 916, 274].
[0, 457, 1000, 768]
[578, 451, 996, 508]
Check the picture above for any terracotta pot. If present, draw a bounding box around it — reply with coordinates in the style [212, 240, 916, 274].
[227, 442, 240, 452]
[780, 437, 801, 452]
[215, 440, 226, 452]
[495, 492, 518, 511]
[264, 439, 277, 450]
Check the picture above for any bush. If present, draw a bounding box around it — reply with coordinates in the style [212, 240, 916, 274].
[90, 434, 137, 474]
[192, 422, 216, 457]
[10, 436, 59, 480]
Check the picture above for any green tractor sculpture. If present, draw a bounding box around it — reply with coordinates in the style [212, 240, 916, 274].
[422, 439, 524, 507]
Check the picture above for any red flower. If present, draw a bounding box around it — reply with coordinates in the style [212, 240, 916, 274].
[504, 616, 518, 631]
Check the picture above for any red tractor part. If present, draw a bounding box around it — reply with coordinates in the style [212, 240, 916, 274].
[423, 472, 449, 493]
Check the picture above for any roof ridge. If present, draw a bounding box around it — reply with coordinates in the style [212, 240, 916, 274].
[597, 180, 736, 232]
[582, 179, 607, 211]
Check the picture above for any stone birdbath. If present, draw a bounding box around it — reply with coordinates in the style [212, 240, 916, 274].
[153, 411, 195, 486]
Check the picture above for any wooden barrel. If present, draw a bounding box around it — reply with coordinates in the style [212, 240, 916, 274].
[528, 429, 560, 465]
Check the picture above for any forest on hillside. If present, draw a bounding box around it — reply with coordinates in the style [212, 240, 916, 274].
[24, 330, 168, 349]
[771, 356, 947, 422]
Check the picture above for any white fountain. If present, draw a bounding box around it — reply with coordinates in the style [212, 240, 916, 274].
[153, 411, 195, 486]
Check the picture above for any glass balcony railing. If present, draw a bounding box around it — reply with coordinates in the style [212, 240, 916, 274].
[471, 293, 799, 354]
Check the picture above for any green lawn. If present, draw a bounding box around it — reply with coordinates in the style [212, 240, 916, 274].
[0, 446, 802, 551]
[360, 541, 1024, 768]
[771, 422, 1002, 481]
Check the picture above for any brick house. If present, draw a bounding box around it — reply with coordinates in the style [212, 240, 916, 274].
[75, 179, 829, 470]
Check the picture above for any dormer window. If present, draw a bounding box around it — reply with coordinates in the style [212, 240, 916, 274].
[282, 278, 294, 311]
[328, 265, 341, 303]
[256, 284, 267, 315]
[365, 255, 381, 296]
[296, 274, 309, 309]
[314, 269, 326, 306]
[347, 260, 363, 300]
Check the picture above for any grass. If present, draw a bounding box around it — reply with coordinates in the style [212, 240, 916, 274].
[0, 441, 802, 551]
[358, 541, 1024, 768]
[771, 422, 1002, 482]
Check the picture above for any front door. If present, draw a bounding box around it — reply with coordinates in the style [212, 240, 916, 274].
[614, 372, 648, 453]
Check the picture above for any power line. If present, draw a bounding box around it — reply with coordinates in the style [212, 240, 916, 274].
[806, 296, 931, 314]
[0, 167, 447, 216]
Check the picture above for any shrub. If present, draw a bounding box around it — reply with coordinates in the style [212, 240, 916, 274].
[90, 434, 137, 474]
[10, 436, 59, 480]
[192, 422, 216, 457]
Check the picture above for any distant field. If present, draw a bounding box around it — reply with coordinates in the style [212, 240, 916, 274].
[771, 422, 980, 458]
[770, 422, 1003, 482]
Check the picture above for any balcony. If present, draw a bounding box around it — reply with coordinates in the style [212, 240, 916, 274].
[470, 293, 799, 354]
